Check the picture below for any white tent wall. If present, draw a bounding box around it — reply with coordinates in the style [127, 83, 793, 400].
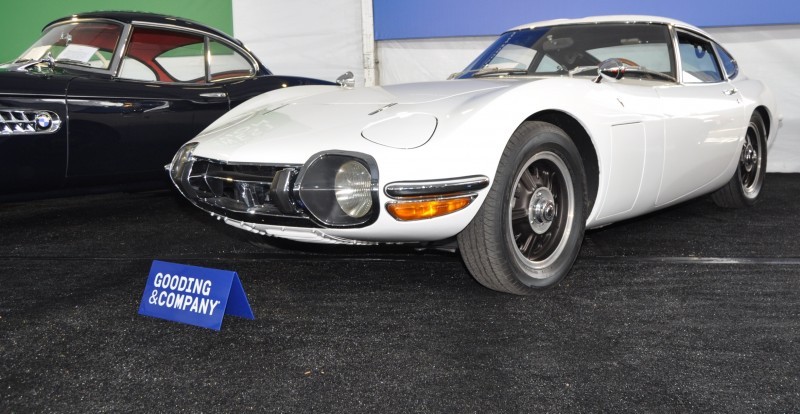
[227, 2, 798, 172]
[376, 37, 494, 85]
[707, 25, 800, 172]
[376, 25, 800, 172]
[231, 0, 368, 85]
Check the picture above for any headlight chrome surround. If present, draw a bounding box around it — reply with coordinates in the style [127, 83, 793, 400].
[295, 151, 379, 227]
[169, 142, 198, 184]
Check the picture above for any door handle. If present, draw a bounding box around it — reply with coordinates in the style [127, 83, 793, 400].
[199, 92, 227, 98]
[723, 88, 738, 96]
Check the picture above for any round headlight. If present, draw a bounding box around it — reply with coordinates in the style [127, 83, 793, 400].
[297, 152, 378, 227]
[335, 160, 373, 218]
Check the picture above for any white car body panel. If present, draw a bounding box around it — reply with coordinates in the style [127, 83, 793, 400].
[173, 16, 780, 244]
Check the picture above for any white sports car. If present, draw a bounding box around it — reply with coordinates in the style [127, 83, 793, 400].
[168, 16, 780, 294]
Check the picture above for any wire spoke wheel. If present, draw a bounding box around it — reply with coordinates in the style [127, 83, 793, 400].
[509, 152, 574, 271]
[458, 121, 587, 294]
[712, 111, 767, 208]
[739, 119, 763, 196]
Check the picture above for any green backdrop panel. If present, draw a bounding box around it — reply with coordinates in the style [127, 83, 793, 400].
[0, 0, 233, 63]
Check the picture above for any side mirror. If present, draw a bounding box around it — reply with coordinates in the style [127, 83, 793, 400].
[336, 71, 355, 89]
[41, 52, 55, 68]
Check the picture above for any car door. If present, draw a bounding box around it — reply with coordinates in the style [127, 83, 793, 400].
[65, 25, 230, 184]
[0, 75, 70, 195]
[567, 22, 673, 221]
[655, 30, 745, 206]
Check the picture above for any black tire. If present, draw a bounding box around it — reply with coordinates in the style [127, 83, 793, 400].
[457, 121, 587, 294]
[711, 112, 767, 208]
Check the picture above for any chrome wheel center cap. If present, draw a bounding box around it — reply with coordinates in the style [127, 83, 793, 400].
[529, 187, 556, 234]
[743, 143, 757, 172]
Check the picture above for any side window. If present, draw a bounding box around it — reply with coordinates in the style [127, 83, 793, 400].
[716, 44, 738, 80]
[677, 32, 723, 83]
[155, 42, 205, 82]
[589, 43, 672, 74]
[525, 23, 675, 79]
[120, 27, 205, 83]
[208, 39, 255, 82]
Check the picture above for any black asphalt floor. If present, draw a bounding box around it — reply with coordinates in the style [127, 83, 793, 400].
[1, 174, 798, 412]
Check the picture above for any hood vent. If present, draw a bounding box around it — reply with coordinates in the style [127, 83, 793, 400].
[368, 103, 397, 116]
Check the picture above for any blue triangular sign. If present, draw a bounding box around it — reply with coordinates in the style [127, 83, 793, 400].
[225, 273, 255, 320]
[139, 260, 254, 331]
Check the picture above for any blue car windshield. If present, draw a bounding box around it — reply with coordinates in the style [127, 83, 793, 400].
[456, 23, 675, 80]
[457, 28, 548, 79]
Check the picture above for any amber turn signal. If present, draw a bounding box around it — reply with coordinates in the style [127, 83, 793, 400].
[386, 196, 474, 221]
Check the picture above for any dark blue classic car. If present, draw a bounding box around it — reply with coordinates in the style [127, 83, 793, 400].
[1, 11, 331, 200]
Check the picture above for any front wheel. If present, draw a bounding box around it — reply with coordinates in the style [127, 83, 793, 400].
[457, 121, 587, 295]
[711, 112, 767, 208]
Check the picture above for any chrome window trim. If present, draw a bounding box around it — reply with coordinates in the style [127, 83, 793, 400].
[203, 35, 212, 82]
[712, 43, 739, 81]
[205, 37, 258, 83]
[582, 21, 678, 83]
[522, 18, 683, 31]
[668, 24, 684, 83]
[127, 20, 262, 82]
[491, 21, 679, 82]
[110, 23, 133, 76]
[672, 27, 726, 85]
[35, 18, 129, 76]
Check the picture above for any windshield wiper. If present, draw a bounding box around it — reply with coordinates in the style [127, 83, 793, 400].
[471, 67, 529, 78]
[14, 53, 55, 71]
[55, 58, 92, 67]
[568, 65, 599, 77]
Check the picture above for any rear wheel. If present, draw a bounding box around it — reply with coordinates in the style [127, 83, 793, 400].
[712, 112, 767, 208]
[457, 121, 587, 294]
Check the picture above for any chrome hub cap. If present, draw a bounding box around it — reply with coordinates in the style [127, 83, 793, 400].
[508, 151, 574, 272]
[739, 120, 763, 195]
[529, 187, 556, 234]
[742, 142, 757, 173]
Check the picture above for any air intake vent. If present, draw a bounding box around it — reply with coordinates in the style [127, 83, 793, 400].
[181, 158, 315, 226]
[0, 109, 61, 135]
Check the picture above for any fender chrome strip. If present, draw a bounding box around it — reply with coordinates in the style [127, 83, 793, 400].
[384, 175, 489, 199]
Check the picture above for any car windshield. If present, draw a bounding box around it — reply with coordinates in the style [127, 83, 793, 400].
[456, 23, 675, 80]
[15, 21, 122, 70]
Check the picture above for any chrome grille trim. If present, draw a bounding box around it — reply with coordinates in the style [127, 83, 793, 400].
[0, 109, 61, 135]
[183, 158, 309, 220]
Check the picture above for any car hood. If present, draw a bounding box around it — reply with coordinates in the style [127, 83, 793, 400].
[192, 79, 528, 161]
[291, 79, 510, 105]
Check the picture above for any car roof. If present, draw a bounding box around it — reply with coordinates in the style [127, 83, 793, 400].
[44, 11, 235, 42]
[509, 15, 713, 38]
